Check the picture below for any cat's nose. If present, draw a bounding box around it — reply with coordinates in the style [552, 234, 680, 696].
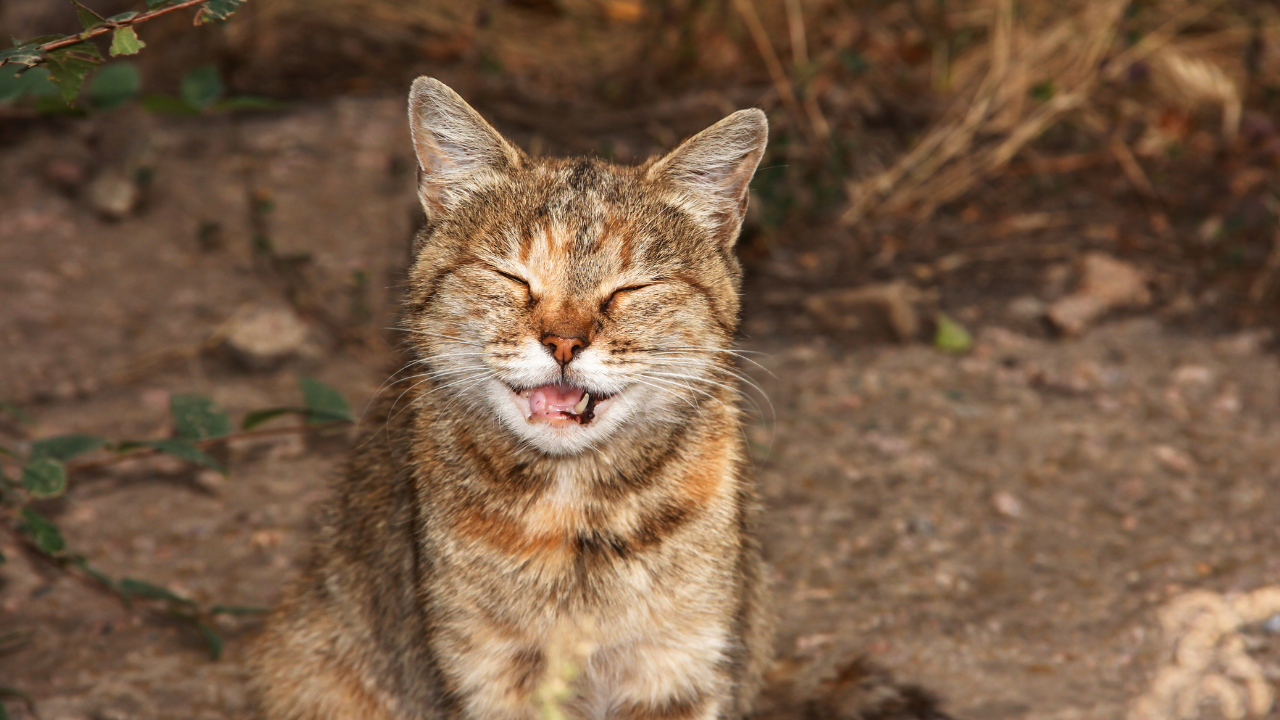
[542, 334, 586, 367]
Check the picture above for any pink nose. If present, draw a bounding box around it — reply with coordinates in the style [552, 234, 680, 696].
[542, 335, 586, 366]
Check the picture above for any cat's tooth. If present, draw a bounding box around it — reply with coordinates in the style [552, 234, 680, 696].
[574, 392, 590, 415]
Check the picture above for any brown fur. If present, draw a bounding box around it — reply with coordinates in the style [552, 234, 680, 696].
[253, 77, 771, 719]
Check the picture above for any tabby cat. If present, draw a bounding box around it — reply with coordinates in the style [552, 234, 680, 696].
[252, 77, 772, 719]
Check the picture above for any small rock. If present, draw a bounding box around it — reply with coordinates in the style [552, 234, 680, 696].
[85, 169, 139, 220]
[223, 305, 311, 369]
[1215, 330, 1273, 357]
[1047, 253, 1151, 335]
[993, 491, 1024, 518]
[1006, 295, 1047, 321]
[1171, 364, 1214, 386]
[1153, 445, 1195, 475]
[804, 282, 922, 341]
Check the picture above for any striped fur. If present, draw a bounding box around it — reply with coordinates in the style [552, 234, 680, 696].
[253, 77, 771, 720]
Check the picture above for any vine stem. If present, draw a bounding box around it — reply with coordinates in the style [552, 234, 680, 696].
[62, 420, 350, 474]
[27, 0, 217, 57]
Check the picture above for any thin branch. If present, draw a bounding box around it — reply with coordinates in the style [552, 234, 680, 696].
[60, 420, 350, 474]
[9, 0, 214, 61]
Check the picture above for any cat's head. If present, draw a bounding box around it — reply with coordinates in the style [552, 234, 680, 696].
[402, 77, 766, 455]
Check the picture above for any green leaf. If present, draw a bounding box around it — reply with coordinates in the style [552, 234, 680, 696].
[0, 446, 15, 459]
[72, 1, 106, 32]
[195, 0, 245, 24]
[146, 0, 177, 7]
[109, 27, 145, 57]
[209, 603, 268, 616]
[0, 66, 57, 104]
[139, 92, 198, 115]
[0, 43, 43, 70]
[142, 438, 226, 474]
[179, 64, 222, 110]
[44, 44, 101, 105]
[299, 377, 354, 424]
[21, 458, 67, 498]
[107, 11, 139, 22]
[20, 507, 65, 554]
[195, 620, 223, 660]
[934, 314, 973, 354]
[0, 401, 32, 425]
[30, 434, 110, 461]
[170, 394, 231, 441]
[240, 407, 304, 431]
[119, 577, 193, 605]
[87, 61, 139, 108]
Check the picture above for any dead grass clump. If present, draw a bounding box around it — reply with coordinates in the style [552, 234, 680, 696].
[841, 0, 1260, 224]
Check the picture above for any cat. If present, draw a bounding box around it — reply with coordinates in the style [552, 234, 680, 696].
[251, 76, 773, 719]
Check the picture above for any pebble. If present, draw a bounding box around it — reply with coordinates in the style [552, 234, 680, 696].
[223, 305, 311, 369]
[85, 169, 139, 220]
[1047, 253, 1151, 335]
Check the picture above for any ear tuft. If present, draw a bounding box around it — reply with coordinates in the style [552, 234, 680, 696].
[646, 109, 768, 245]
[408, 77, 523, 217]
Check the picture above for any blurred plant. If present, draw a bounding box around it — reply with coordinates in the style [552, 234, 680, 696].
[0, 376, 354, 677]
[0, 0, 244, 105]
[0, 0, 280, 115]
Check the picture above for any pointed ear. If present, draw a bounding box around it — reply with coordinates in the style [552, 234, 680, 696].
[646, 109, 768, 245]
[408, 76, 523, 217]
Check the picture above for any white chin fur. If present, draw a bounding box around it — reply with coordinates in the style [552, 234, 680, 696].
[487, 381, 628, 455]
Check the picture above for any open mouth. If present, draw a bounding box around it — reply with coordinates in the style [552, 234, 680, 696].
[508, 383, 614, 426]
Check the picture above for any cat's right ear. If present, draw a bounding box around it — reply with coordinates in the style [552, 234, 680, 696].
[408, 77, 523, 218]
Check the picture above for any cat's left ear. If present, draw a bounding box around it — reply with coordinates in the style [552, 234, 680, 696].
[646, 109, 768, 246]
[408, 76, 524, 218]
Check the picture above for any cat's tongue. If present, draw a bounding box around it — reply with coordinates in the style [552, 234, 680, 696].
[523, 383, 588, 421]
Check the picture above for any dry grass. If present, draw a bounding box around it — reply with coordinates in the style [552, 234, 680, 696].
[840, 0, 1267, 223]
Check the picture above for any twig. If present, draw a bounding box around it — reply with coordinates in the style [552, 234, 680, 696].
[783, 0, 808, 68]
[1108, 136, 1158, 200]
[60, 420, 349, 474]
[731, 0, 811, 140]
[7, 0, 216, 62]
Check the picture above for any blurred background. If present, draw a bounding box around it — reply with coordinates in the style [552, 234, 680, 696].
[3, 1, 1280, 719]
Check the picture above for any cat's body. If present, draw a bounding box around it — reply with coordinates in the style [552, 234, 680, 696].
[253, 78, 772, 719]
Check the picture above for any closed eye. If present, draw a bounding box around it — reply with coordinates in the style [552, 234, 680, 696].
[494, 269, 530, 288]
[600, 284, 653, 312]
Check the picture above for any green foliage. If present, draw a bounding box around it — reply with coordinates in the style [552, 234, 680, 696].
[0, 376, 351, 699]
[0, 43, 43, 70]
[0, 0, 248, 108]
[171, 394, 231, 441]
[19, 507, 65, 554]
[43, 44, 100, 105]
[21, 458, 67, 499]
[180, 64, 222, 110]
[87, 62, 140, 108]
[30, 434, 109, 461]
[933, 314, 973, 354]
[73, 1, 106, 32]
[300, 376, 356, 423]
[109, 27, 146, 57]
[196, 0, 245, 24]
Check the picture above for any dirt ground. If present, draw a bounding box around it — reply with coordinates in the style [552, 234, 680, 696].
[3, 97, 1280, 720]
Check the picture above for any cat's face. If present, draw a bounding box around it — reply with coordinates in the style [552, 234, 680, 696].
[402, 78, 766, 455]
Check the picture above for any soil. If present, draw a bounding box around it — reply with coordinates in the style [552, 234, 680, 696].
[2, 97, 1280, 720]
